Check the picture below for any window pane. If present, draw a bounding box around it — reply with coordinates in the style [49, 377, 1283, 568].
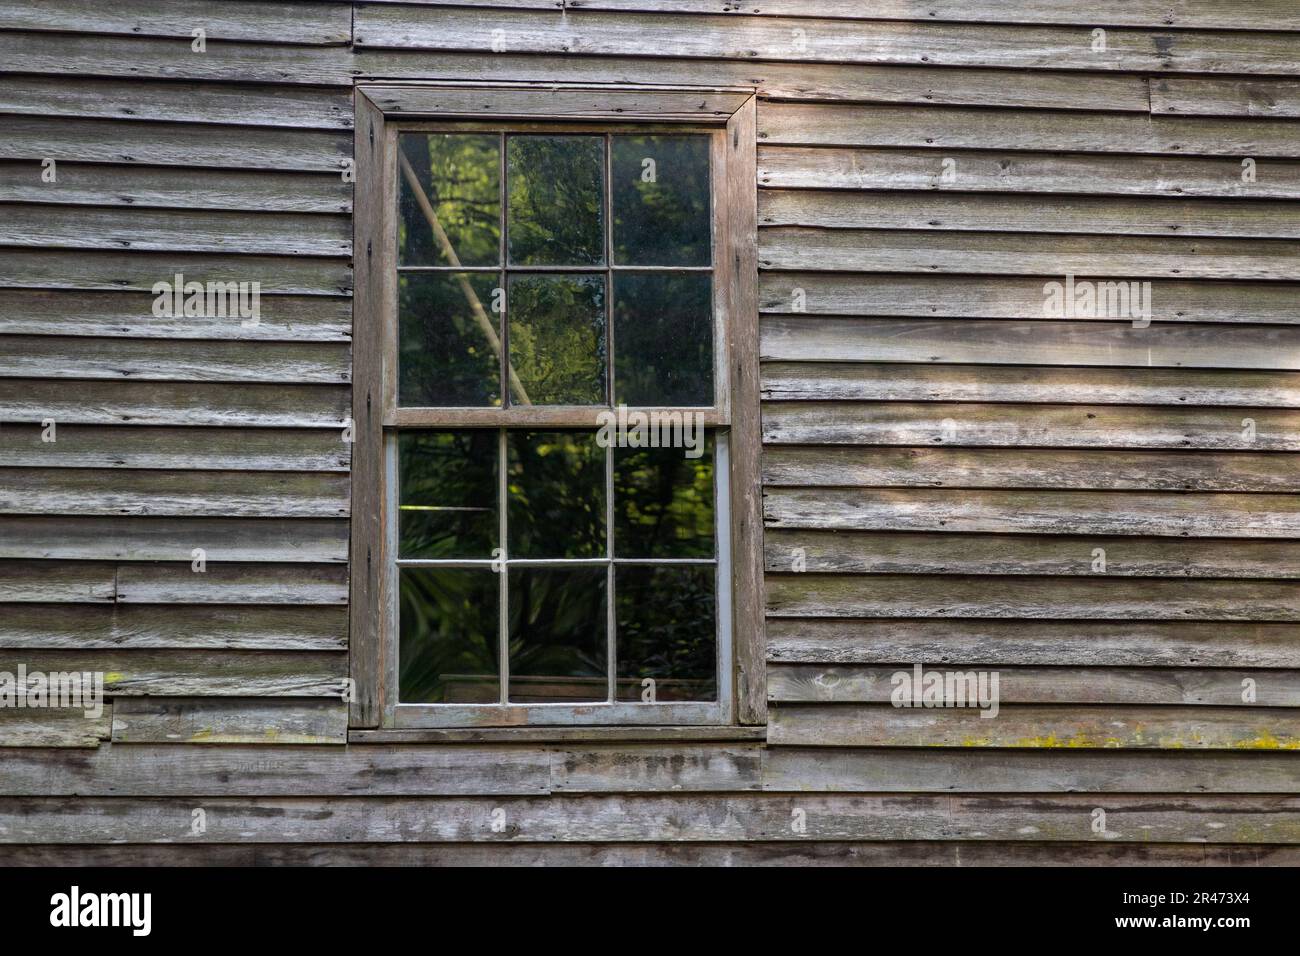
[508, 274, 606, 406]
[613, 272, 712, 406]
[400, 568, 500, 703]
[614, 439, 714, 559]
[615, 566, 716, 702]
[399, 133, 500, 267]
[399, 273, 501, 407]
[612, 135, 710, 266]
[507, 430, 605, 559]
[509, 567, 607, 703]
[507, 135, 604, 266]
[398, 430, 498, 559]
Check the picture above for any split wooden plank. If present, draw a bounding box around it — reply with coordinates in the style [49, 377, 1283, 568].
[759, 229, 1300, 280]
[762, 748, 1300, 794]
[764, 528, 1300, 578]
[0, 337, 350, 384]
[2, 793, 1298, 842]
[760, 104, 1300, 156]
[1, 116, 351, 172]
[353, 7, 1300, 75]
[110, 698, 348, 745]
[766, 572, 1300, 618]
[0, 425, 349, 471]
[0, 250, 352, 296]
[763, 445, 1298, 492]
[115, 563, 349, 605]
[760, 362, 1300, 407]
[0, 604, 348, 651]
[762, 402, 1300, 450]
[759, 274, 1300, 324]
[0, 379, 350, 427]
[355, 50, 1150, 111]
[760, 190, 1300, 240]
[764, 489, 1300, 541]
[0, 32, 356, 86]
[765, 619, 1300, 669]
[0, 469, 349, 518]
[0, 0, 353, 45]
[0, 561, 116, 603]
[0, 163, 351, 214]
[0, 650, 346, 697]
[0, 76, 353, 128]
[0, 290, 351, 341]
[0, 707, 112, 748]
[1152, 77, 1300, 118]
[759, 146, 1300, 199]
[1, 206, 351, 257]
[762, 317, 1300, 370]
[768, 665, 1300, 705]
[769, 703, 1300, 750]
[0, 516, 347, 563]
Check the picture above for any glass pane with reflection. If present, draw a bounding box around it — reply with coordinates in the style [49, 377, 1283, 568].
[398, 430, 498, 559]
[614, 439, 714, 559]
[399, 133, 500, 267]
[613, 272, 712, 406]
[508, 567, 608, 703]
[399, 273, 501, 407]
[612, 134, 710, 266]
[400, 568, 500, 703]
[507, 135, 604, 266]
[507, 430, 605, 559]
[508, 274, 606, 406]
[615, 565, 716, 702]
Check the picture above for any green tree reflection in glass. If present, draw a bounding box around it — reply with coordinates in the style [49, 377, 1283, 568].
[399, 133, 500, 267]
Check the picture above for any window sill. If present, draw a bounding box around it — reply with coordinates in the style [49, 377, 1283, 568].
[348, 725, 767, 745]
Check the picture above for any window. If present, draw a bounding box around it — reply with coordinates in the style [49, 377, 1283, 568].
[350, 87, 761, 729]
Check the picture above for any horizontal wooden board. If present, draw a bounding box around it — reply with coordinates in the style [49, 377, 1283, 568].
[0, 337, 350, 384]
[764, 529, 1300, 578]
[361, 85, 749, 120]
[769, 703, 1300, 749]
[0, 561, 115, 603]
[111, 698, 348, 745]
[760, 190, 1300, 240]
[760, 229, 1300, 280]
[1, 205, 351, 256]
[0, 706, 112, 748]
[765, 490, 1300, 540]
[2, 793, 1297, 842]
[115, 563, 349, 605]
[762, 317, 1300, 370]
[0, 32, 355, 86]
[2, 116, 351, 172]
[762, 748, 1300, 793]
[764, 445, 1297, 492]
[355, 51, 1149, 111]
[0, 516, 347, 563]
[553, 0, 1300, 32]
[0, 250, 351, 295]
[0, 424, 349, 471]
[759, 274, 1300, 323]
[766, 572, 1300, 618]
[766, 619, 1300, 668]
[0, 468, 349, 518]
[768, 665, 1300, 705]
[0, 0, 352, 45]
[762, 402, 1300, 450]
[759, 147, 1300, 199]
[0, 289, 351, 341]
[0, 379, 350, 427]
[0, 76, 352, 128]
[760, 362, 1300, 407]
[0, 650, 346, 697]
[1151, 77, 1300, 118]
[0, 604, 348, 651]
[0, 162, 351, 213]
[354, 7, 1300, 75]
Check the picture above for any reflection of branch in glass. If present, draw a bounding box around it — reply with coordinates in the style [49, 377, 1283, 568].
[398, 152, 532, 406]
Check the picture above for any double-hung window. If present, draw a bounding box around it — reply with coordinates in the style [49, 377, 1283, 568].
[351, 86, 760, 729]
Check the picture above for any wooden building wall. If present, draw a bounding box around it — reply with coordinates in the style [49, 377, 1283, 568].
[0, 0, 1297, 864]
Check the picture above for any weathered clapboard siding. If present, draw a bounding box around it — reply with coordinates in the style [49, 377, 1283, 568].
[2, 0, 1297, 865]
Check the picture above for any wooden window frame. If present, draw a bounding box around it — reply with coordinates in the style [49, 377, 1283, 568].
[349, 83, 764, 730]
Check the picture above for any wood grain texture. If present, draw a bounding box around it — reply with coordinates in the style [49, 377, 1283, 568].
[1151, 78, 1300, 118]
[111, 698, 348, 745]
[0, 707, 112, 748]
